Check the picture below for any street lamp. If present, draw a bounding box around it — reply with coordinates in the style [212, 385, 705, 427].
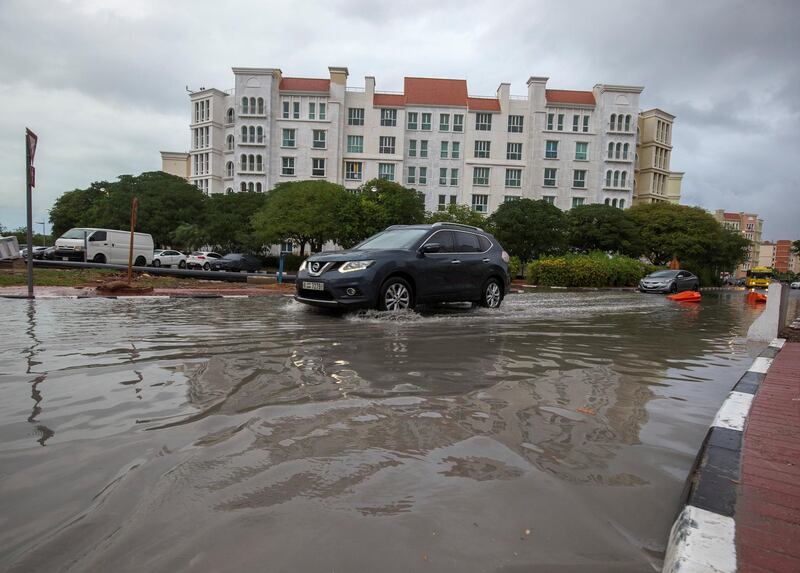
[35, 221, 45, 246]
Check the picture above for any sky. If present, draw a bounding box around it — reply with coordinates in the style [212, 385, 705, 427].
[0, 0, 798, 240]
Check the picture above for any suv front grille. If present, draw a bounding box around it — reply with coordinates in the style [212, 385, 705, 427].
[298, 288, 334, 301]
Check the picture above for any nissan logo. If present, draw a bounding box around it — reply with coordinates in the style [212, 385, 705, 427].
[311, 262, 320, 272]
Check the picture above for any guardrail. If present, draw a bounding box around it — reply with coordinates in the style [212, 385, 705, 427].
[32, 259, 296, 283]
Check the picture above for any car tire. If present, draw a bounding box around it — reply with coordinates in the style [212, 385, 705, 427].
[179, 260, 186, 269]
[134, 256, 146, 267]
[479, 277, 503, 309]
[153, 259, 161, 267]
[203, 262, 211, 271]
[92, 254, 106, 264]
[378, 277, 414, 311]
[669, 282, 678, 293]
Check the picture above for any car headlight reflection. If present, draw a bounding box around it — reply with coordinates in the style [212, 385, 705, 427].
[299, 259, 307, 271]
[339, 260, 374, 273]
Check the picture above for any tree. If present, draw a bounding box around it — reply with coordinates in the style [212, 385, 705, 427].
[425, 204, 490, 229]
[49, 183, 109, 238]
[251, 180, 348, 255]
[488, 199, 567, 262]
[566, 204, 641, 256]
[200, 191, 268, 254]
[357, 179, 426, 230]
[172, 223, 206, 252]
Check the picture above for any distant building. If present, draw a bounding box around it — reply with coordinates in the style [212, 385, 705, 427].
[758, 240, 795, 273]
[160, 151, 190, 179]
[633, 109, 683, 205]
[160, 66, 681, 214]
[714, 210, 763, 277]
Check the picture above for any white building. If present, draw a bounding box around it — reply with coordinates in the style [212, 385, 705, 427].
[163, 66, 648, 214]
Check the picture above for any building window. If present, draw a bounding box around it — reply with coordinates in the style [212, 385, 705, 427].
[408, 139, 417, 157]
[282, 100, 290, 119]
[624, 114, 631, 131]
[312, 158, 326, 177]
[474, 140, 491, 158]
[619, 198, 625, 208]
[256, 126, 263, 143]
[345, 161, 362, 180]
[344, 135, 362, 153]
[407, 166, 416, 184]
[472, 194, 489, 213]
[380, 108, 397, 127]
[440, 113, 450, 131]
[419, 167, 427, 184]
[475, 113, 492, 131]
[616, 115, 624, 131]
[407, 111, 418, 130]
[242, 97, 249, 115]
[247, 182, 254, 192]
[293, 101, 300, 119]
[573, 115, 580, 132]
[226, 108, 234, 123]
[379, 136, 396, 154]
[557, 113, 564, 131]
[572, 197, 585, 208]
[623, 143, 629, 160]
[607, 142, 614, 159]
[226, 187, 234, 194]
[348, 108, 364, 126]
[473, 167, 490, 186]
[420, 140, 428, 158]
[282, 157, 295, 176]
[421, 113, 432, 130]
[440, 141, 449, 159]
[507, 142, 522, 160]
[308, 101, 316, 120]
[573, 170, 586, 188]
[256, 182, 262, 192]
[605, 170, 612, 187]
[621, 171, 627, 188]
[313, 130, 326, 149]
[545, 140, 558, 159]
[613, 170, 620, 187]
[505, 195, 521, 203]
[226, 134, 234, 150]
[508, 115, 523, 133]
[583, 116, 590, 133]
[543, 195, 556, 204]
[546, 113, 554, 130]
[257, 98, 264, 115]
[544, 168, 557, 187]
[438, 194, 447, 211]
[575, 142, 588, 161]
[505, 169, 522, 188]
[319, 102, 326, 120]
[240, 182, 246, 192]
[439, 167, 448, 185]
[450, 141, 460, 159]
[378, 163, 395, 181]
[282, 128, 296, 148]
[226, 161, 234, 177]
[453, 114, 464, 132]
[450, 168, 459, 186]
[610, 113, 616, 131]
[615, 142, 622, 159]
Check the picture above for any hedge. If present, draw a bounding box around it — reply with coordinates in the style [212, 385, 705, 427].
[526, 252, 656, 287]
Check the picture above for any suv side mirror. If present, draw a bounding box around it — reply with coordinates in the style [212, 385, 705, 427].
[420, 243, 441, 255]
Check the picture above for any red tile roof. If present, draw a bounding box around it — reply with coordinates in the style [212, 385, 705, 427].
[404, 77, 468, 107]
[279, 77, 330, 92]
[467, 97, 501, 111]
[546, 89, 595, 106]
[724, 213, 740, 221]
[373, 93, 406, 107]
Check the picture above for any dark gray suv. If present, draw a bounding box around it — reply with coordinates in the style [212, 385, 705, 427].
[295, 223, 511, 310]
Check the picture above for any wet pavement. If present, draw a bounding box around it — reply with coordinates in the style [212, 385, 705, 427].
[0, 290, 796, 572]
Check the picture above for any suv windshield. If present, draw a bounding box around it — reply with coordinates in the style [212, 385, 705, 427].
[61, 228, 92, 239]
[355, 229, 429, 250]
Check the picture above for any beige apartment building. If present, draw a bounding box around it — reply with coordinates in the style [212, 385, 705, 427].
[633, 109, 683, 205]
[714, 210, 763, 277]
[162, 66, 685, 215]
[758, 240, 799, 274]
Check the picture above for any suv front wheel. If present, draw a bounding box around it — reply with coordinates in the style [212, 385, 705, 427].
[479, 278, 503, 309]
[379, 277, 414, 311]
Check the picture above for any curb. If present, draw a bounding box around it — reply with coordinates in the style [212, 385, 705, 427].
[1, 294, 292, 300]
[662, 338, 785, 573]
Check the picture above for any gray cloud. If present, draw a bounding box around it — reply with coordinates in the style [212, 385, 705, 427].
[1, 0, 798, 239]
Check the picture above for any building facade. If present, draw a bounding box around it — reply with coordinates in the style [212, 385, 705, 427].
[633, 109, 683, 205]
[714, 210, 763, 277]
[758, 240, 797, 274]
[162, 67, 687, 214]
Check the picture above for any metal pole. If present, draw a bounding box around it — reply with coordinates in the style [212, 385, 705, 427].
[127, 197, 138, 284]
[25, 131, 34, 299]
[278, 252, 284, 284]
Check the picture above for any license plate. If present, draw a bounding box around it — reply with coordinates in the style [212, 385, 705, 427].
[302, 281, 324, 291]
[63, 257, 69, 261]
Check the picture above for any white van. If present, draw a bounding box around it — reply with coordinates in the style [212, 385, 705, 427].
[55, 228, 154, 266]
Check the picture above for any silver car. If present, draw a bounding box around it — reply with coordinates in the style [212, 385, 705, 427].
[639, 269, 699, 293]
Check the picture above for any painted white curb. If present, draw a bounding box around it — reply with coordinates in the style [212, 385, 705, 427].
[663, 505, 736, 573]
[747, 357, 773, 374]
[711, 391, 754, 432]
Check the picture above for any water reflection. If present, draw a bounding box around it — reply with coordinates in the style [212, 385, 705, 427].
[0, 291, 787, 572]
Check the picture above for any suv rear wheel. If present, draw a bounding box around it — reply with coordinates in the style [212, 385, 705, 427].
[379, 277, 414, 311]
[479, 278, 503, 308]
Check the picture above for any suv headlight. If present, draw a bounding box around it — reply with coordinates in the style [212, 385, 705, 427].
[339, 260, 374, 273]
[299, 259, 307, 271]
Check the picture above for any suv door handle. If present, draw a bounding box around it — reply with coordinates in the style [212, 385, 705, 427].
[482, 258, 491, 263]
[451, 260, 461, 264]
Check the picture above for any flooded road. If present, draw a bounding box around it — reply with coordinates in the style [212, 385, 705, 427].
[0, 291, 793, 572]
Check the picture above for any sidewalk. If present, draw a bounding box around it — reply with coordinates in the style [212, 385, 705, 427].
[736, 341, 800, 572]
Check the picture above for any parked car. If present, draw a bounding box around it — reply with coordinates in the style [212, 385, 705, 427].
[152, 249, 187, 268]
[210, 253, 262, 273]
[186, 251, 222, 270]
[295, 223, 511, 310]
[42, 246, 57, 260]
[54, 228, 154, 265]
[791, 281, 800, 289]
[31, 246, 50, 260]
[639, 269, 700, 294]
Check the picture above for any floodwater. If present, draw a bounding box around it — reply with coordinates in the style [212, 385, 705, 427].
[0, 290, 793, 572]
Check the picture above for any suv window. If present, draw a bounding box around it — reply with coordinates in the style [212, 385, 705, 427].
[428, 230, 455, 253]
[454, 231, 481, 253]
[478, 235, 491, 252]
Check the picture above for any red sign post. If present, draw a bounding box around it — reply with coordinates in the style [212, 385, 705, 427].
[25, 128, 38, 298]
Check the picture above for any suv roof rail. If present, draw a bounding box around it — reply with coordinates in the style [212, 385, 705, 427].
[431, 222, 484, 232]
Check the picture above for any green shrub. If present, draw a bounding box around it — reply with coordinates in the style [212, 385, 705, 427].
[262, 254, 305, 271]
[526, 252, 652, 287]
[508, 256, 521, 279]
